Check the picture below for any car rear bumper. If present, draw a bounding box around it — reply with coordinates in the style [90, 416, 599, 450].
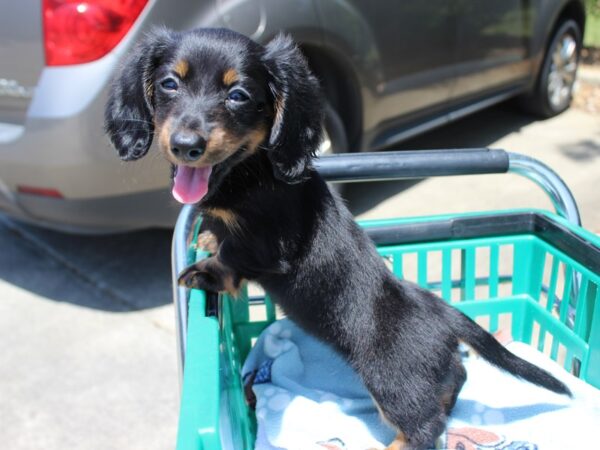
[0, 0, 185, 232]
[0, 40, 177, 232]
[0, 187, 179, 233]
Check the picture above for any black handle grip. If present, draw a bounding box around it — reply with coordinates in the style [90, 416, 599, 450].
[314, 148, 509, 182]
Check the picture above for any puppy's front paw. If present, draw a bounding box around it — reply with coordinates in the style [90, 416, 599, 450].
[177, 258, 222, 291]
[178, 264, 212, 290]
[178, 258, 233, 293]
[196, 231, 219, 254]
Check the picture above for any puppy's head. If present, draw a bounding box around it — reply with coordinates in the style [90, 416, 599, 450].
[105, 27, 323, 204]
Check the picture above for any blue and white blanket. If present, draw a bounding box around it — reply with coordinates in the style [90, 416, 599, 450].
[242, 319, 600, 450]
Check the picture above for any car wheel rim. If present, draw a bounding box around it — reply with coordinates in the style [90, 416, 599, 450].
[547, 32, 578, 109]
[316, 127, 333, 156]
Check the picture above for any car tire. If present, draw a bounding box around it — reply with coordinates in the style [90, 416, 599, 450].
[318, 101, 349, 156]
[318, 102, 349, 193]
[522, 19, 582, 118]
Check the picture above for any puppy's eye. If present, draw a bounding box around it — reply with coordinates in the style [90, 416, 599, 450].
[227, 89, 249, 103]
[160, 78, 179, 91]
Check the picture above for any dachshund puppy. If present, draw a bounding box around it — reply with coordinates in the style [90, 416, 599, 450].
[105, 28, 571, 450]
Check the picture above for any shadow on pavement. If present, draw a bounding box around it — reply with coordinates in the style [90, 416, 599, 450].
[0, 215, 172, 311]
[345, 102, 539, 215]
[559, 135, 600, 161]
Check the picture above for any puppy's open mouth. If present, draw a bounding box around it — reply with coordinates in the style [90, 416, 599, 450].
[172, 165, 212, 204]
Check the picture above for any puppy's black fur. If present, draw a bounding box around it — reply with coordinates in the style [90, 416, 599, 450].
[106, 28, 571, 450]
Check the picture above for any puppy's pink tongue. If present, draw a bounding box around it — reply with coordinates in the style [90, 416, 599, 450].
[172, 166, 212, 204]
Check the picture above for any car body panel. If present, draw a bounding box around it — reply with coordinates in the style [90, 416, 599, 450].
[0, 0, 224, 230]
[451, 0, 532, 99]
[0, 0, 44, 125]
[315, 1, 456, 138]
[219, 0, 323, 44]
[0, 0, 586, 232]
[16, 188, 180, 232]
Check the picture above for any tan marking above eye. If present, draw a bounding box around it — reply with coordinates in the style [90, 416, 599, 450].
[223, 68, 239, 86]
[174, 59, 189, 78]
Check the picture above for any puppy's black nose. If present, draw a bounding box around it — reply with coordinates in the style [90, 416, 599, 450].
[170, 131, 206, 162]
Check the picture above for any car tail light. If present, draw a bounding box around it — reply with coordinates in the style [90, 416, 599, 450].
[43, 0, 148, 66]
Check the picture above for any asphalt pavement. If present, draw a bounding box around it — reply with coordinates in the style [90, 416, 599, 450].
[350, 102, 600, 231]
[1, 101, 599, 449]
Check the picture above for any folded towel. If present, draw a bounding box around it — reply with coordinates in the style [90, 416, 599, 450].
[242, 319, 600, 450]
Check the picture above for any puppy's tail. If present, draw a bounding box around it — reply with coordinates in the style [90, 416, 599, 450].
[453, 309, 572, 397]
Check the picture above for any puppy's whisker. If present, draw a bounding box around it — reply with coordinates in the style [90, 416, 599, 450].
[114, 127, 156, 134]
[117, 118, 155, 125]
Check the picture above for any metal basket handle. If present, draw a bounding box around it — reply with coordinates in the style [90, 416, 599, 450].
[314, 149, 580, 226]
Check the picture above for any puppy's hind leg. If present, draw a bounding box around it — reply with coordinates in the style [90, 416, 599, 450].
[441, 353, 467, 415]
[367, 432, 410, 450]
[369, 389, 447, 450]
[377, 432, 409, 450]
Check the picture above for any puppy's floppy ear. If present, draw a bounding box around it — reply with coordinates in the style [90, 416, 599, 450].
[262, 34, 324, 183]
[104, 27, 176, 161]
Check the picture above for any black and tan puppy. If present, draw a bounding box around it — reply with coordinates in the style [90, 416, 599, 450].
[105, 28, 571, 450]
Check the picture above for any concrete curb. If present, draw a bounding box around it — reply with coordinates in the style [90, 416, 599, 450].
[578, 66, 600, 85]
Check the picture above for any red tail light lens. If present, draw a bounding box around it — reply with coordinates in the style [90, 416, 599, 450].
[17, 185, 64, 198]
[43, 0, 148, 66]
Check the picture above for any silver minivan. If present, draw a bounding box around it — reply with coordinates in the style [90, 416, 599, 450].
[0, 0, 586, 232]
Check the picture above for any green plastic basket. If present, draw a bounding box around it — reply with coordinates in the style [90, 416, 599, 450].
[175, 208, 600, 450]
